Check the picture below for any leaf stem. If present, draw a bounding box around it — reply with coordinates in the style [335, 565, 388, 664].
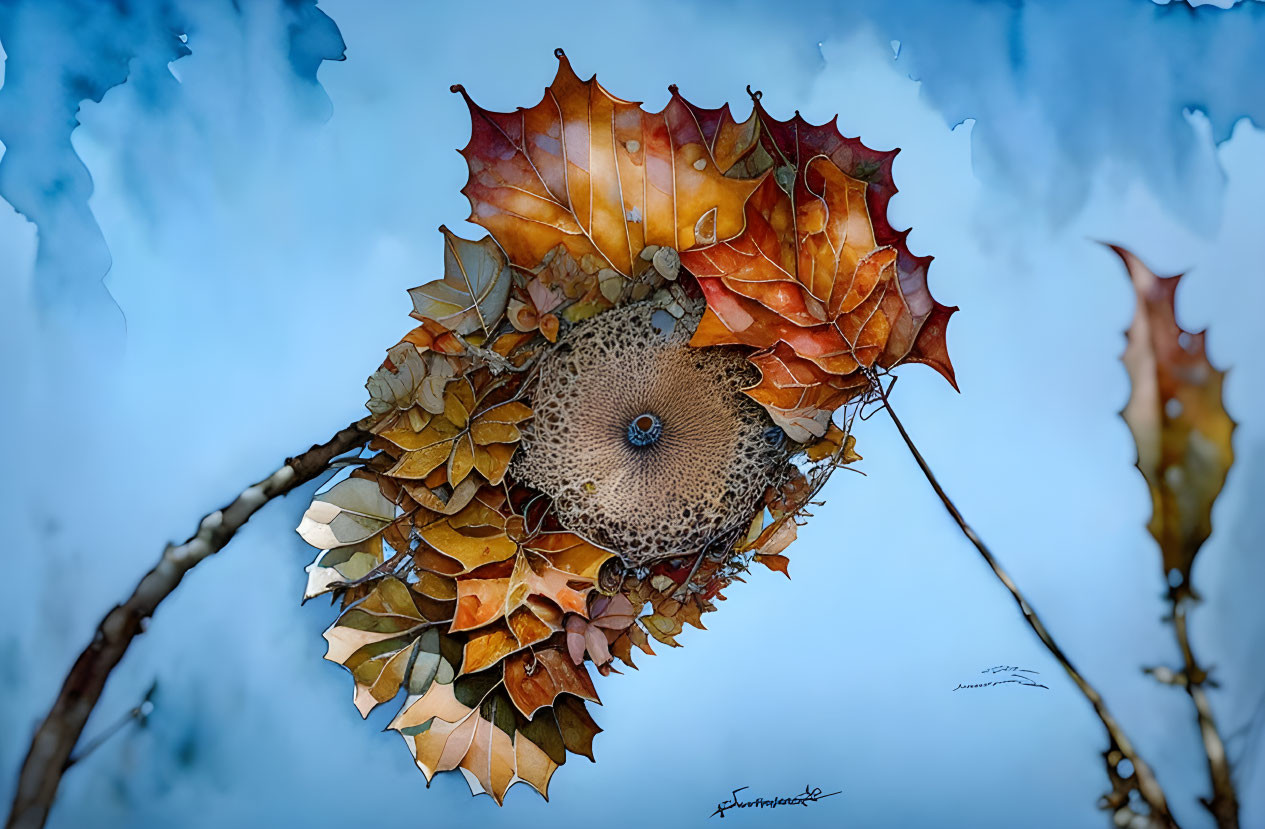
[868, 372, 1179, 828]
[1168, 596, 1239, 828]
[5, 420, 372, 829]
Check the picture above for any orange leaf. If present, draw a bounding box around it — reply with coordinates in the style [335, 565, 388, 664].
[462, 623, 521, 674]
[453, 578, 510, 632]
[1113, 245, 1236, 597]
[680, 107, 957, 429]
[504, 648, 600, 718]
[455, 50, 762, 277]
[753, 553, 791, 579]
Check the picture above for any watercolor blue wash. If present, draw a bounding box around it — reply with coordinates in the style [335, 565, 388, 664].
[0, 1, 1261, 828]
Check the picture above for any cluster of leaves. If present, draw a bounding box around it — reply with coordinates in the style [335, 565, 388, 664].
[298, 51, 902, 803]
[299, 443, 836, 803]
[455, 49, 955, 441]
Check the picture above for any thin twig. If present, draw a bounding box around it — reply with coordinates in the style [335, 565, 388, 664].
[866, 370, 1178, 828]
[1169, 596, 1240, 828]
[63, 681, 158, 770]
[5, 420, 372, 829]
[449, 331, 532, 374]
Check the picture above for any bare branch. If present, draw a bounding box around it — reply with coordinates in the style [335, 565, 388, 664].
[5, 420, 372, 829]
[866, 370, 1179, 829]
[1167, 597, 1240, 828]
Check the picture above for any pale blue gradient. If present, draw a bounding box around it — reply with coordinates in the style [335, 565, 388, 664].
[1, 2, 1262, 828]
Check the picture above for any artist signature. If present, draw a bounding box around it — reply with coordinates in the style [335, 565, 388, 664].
[710, 784, 841, 818]
[952, 665, 1049, 691]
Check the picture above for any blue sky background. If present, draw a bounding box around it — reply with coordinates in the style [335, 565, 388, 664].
[1, 1, 1262, 827]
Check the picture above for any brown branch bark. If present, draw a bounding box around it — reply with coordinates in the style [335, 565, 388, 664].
[1170, 597, 1239, 828]
[869, 374, 1179, 828]
[5, 420, 372, 829]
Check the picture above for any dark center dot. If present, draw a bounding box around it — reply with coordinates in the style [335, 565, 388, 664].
[627, 412, 663, 447]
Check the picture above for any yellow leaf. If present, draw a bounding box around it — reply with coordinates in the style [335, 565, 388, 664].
[444, 380, 477, 429]
[419, 519, 517, 573]
[462, 623, 521, 674]
[386, 440, 455, 480]
[470, 420, 522, 445]
[472, 442, 516, 486]
[448, 433, 476, 486]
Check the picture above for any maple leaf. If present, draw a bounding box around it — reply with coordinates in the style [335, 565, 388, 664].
[417, 491, 519, 573]
[450, 531, 613, 675]
[390, 665, 602, 803]
[1112, 245, 1235, 599]
[321, 577, 442, 717]
[680, 103, 957, 437]
[409, 226, 514, 337]
[454, 49, 763, 279]
[391, 679, 546, 803]
[503, 649, 600, 718]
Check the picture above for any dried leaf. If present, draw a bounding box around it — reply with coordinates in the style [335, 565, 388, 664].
[504, 649, 600, 718]
[419, 495, 517, 573]
[804, 423, 861, 464]
[456, 50, 762, 278]
[680, 106, 957, 428]
[554, 695, 602, 761]
[409, 226, 512, 337]
[303, 536, 388, 600]
[463, 623, 522, 674]
[297, 477, 396, 550]
[1113, 245, 1236, 597]
[366, 343, 430, 415]
[391, 679, 563, 803]
[322, 577, 436, 716]
[753, 553, 791, 578]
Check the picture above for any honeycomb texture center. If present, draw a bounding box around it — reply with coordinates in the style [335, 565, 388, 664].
[513, 302, 790, 566]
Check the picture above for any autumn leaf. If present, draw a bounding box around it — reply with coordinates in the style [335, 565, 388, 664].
[804, 423, 862, 464]
[746, 344, 870, 440]
[451, 533, 612, 674]
[298, 477, 396, 550]
[321, 577, 441, 717]
[455, 49, 763, 279]
[504, 649, 600, 718]
[564, 595, 637, 672]
[753, 553, 791, 578]
[1113, 245, 1235, 599]
[298, 477, 404, 600]
[303, 536, 388, 601]
[383, 377, 531, 487]
[418, 492, 518, 573]
[391, 680, 557, 803]
[390, 661, 601, 802]
[628, 574, 713, 649]
[409, 226, 513, 337]
[365, 340, 462, 417]
[680, 104, 956, 436]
